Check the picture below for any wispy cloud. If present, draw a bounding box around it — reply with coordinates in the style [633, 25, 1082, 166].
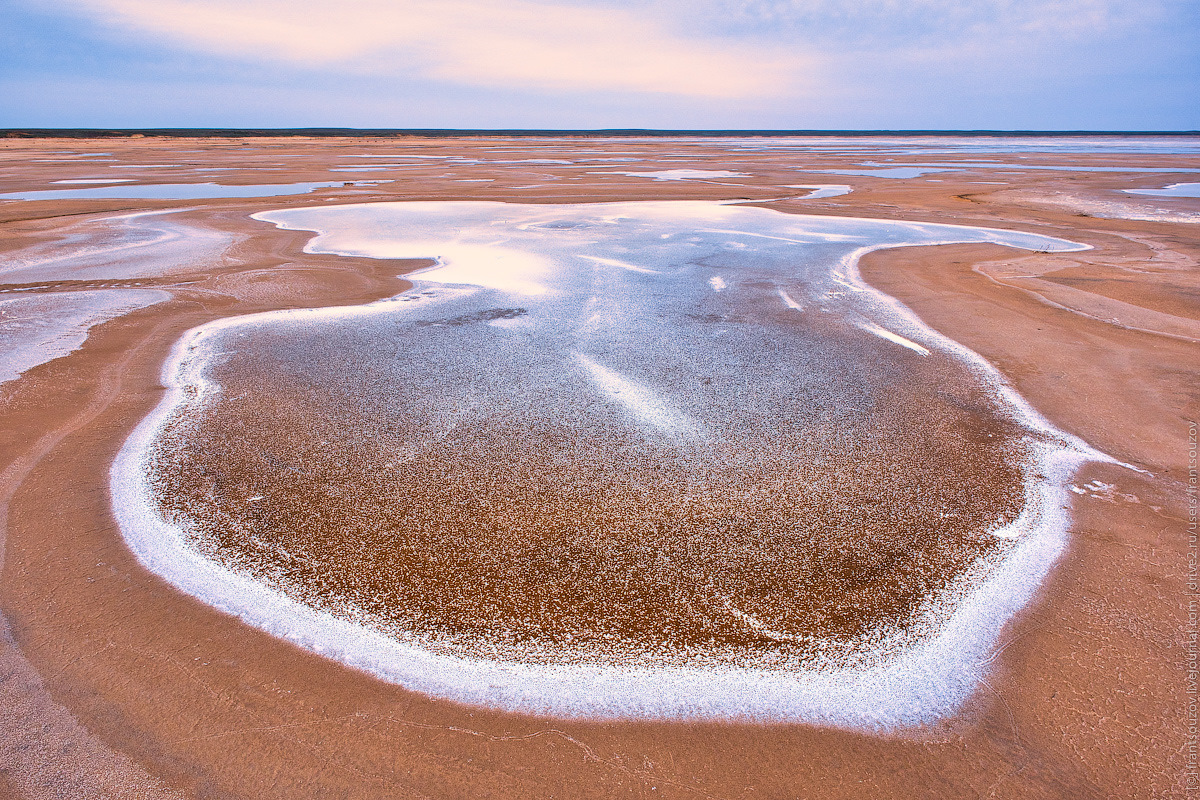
[12, 0, 1194, 127]
[699, 0, 1161, 41]
[65, 0, 807, 97]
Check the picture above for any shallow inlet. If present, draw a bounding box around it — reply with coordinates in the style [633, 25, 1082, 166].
[1124, 182, 1200, 198]
[0, 181, 369, 201]
[112, 200, 1104, 728]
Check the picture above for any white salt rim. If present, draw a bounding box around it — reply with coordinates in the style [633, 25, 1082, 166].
[110, 201, 1116, 729]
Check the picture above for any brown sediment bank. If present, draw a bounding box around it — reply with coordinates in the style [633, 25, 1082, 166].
[0, 136, 1195, 797]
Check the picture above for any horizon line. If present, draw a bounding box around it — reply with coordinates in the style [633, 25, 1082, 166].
[3, 127, 1200, 140]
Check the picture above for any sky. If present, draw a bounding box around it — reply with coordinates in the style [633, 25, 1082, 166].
[2, 0, 1198, 130]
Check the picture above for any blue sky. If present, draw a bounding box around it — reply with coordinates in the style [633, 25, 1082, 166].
[2, 0, 1197, 129]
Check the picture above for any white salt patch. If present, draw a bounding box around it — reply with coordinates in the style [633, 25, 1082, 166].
[0, 290, 168, 384]
[778, 289, 803, 310]
[709, 276, 727, 292]
[0, 209, 233, 283]
[111, 200, 1113, 730]
[857, 322, 931, 356]
[574, 353, 705, 441]
[784, 185, 853, 199]
[700, 227, 858, 244]
[719, 597, 800, 643]
[591, 169, 749, 181]
[718, 197, 792, 205]
[36, 152, 112, 157]
[577, 254, 662, 275]
[390, 244, 552, 296]
[1018, 192, 1200, 224]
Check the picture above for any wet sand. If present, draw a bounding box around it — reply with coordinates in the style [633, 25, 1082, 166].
[0, 135, 1196, 797]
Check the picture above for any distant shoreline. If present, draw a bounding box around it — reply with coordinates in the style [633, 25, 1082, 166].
[2, 128, 1199, 139]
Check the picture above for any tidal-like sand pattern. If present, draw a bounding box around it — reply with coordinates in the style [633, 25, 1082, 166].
[0, 289, 167, 384]
[112, 200, 1105, 727]
[0, 210, 234, 283]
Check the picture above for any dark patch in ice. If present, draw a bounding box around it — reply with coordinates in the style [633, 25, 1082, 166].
[415, 308, 529, 327]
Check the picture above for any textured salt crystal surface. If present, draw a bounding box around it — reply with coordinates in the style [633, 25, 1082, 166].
[112, 200, 1105, 727]
[0, 290, 168, 384]
[591, 169, 749, 181]
[0, 210, 233, 283]
[1012, 192, 1200, 224]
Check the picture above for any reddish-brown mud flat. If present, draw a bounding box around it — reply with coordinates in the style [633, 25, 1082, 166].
[0, 135, 1196, 798]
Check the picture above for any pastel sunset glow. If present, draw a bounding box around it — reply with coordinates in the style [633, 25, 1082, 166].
[4, 0, 1197, 127]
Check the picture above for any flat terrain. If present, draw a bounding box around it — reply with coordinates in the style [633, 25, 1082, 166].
[0, 135, 1196, 798]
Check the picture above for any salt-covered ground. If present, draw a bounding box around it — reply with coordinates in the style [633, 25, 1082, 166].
[0, 289, 168, 384]
[111, 200, 1106, 727]
[0, 209, 234, 283]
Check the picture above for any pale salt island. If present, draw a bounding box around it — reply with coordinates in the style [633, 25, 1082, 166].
[108, 199, 1113, 728]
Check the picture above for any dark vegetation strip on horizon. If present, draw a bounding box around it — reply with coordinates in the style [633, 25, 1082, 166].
[3, 128, 1199, 139]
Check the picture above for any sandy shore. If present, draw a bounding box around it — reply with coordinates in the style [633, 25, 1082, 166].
[0, 136, 1196, 798]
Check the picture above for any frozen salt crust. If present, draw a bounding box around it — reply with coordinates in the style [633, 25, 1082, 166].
[112, 200, 1110, 729]
[0, 289, 168, 384]
[591, 169, 749, 181]
[0, 210, 233, 283]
